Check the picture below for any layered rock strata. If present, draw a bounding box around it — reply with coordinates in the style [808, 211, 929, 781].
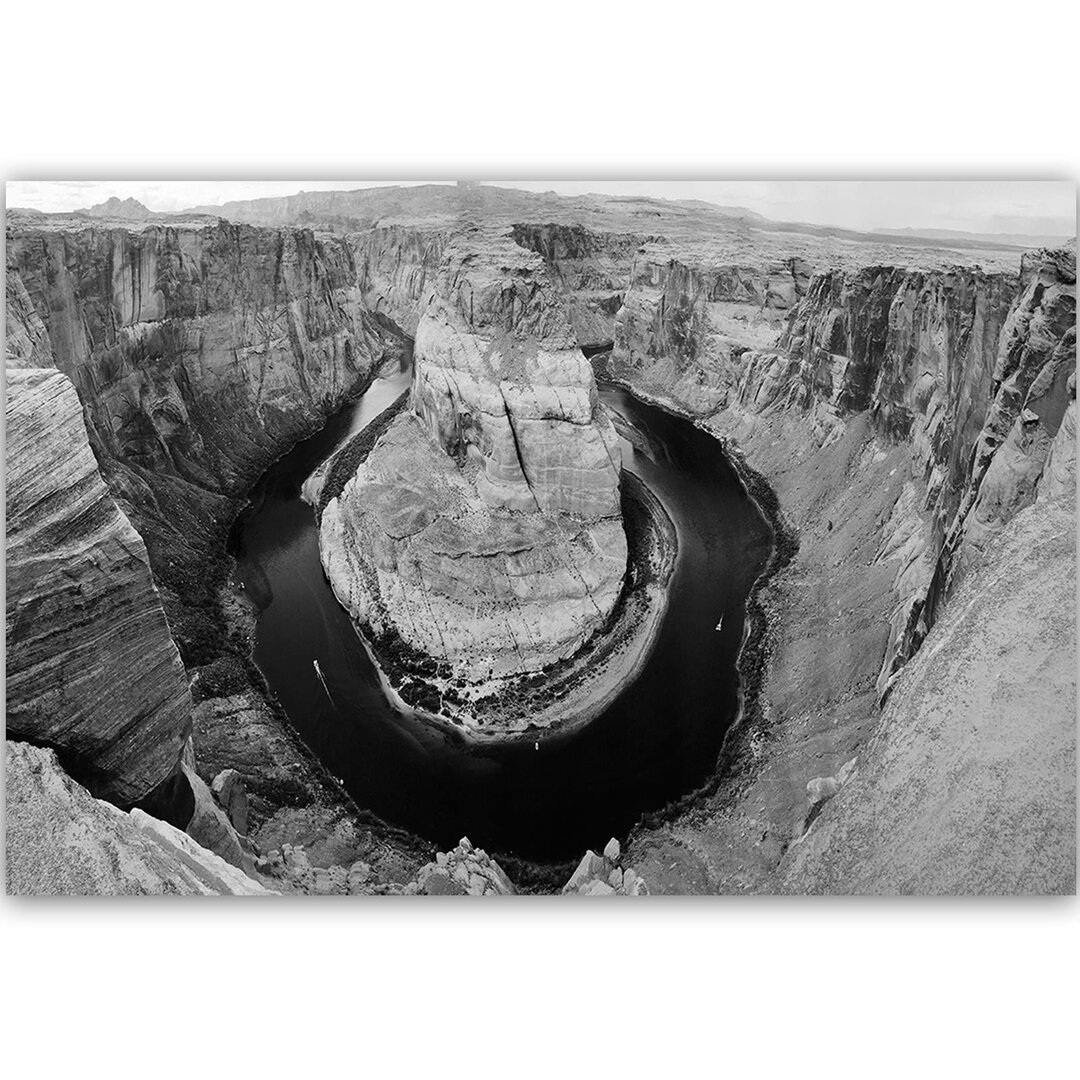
[5, 369, 192, 805]
[610, 249, 1074, 696]
[615, 249, 1074, 894]
[5, 216, 426, 884]
[510, 222, 645, 348]
[319, 230, 628, 709]
[5, 216, 393, 602]
[611, 249, 812, 411]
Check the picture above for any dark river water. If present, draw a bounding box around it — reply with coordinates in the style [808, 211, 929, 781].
[232, 368, 773, 864]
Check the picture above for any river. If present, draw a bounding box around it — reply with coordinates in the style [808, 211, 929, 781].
[232, 364, 773, 863]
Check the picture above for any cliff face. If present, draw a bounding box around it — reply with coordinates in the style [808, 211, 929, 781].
[5, 369, 192, 805]
[609, 248, 1074, 695]
[611, 250, 811, 412]
[612, 257, 1074, 896]
[5, 218, 394, 597]
[735, 264, 1026, 691]
[781, 493, 1076, 895]
[349, 224, 448, 336]
[510, 223, 644, 348]
[949, 249, 1076, 571]
[319, 229, 626, 698]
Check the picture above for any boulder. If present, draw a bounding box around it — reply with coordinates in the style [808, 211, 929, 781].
[182, 764, 253, 875]
[210, 769, 250, 835]
[562, 842, 649, 896]
[415, 837, 514, 896]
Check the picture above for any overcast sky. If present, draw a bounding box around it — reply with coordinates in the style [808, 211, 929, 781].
[6, 179, 1075, 236]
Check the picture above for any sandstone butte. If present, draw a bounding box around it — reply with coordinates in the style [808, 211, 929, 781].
[318, 229, 628, 708]
[3, 186, 1075, 895]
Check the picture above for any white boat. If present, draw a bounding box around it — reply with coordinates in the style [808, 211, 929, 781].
[715, 615, 724, 632]
[313, 659, 332, 701]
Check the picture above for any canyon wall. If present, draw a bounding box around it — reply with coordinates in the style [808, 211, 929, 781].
[782, 491, 1076, 895]
[5, 369, 192, 805]
[319, 228, 627, 696]
[611, 249, 811, 412]
[609, 247, 1074, 694]
[5, 217, 395, 610]
[5, 214, 432, 881]
[510, 223, 644, 348]
[613, 247, 1074, 895]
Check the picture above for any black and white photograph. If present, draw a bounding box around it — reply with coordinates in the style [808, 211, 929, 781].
[5, 176, 1075, 897]
[1, 3, 1077, 1076]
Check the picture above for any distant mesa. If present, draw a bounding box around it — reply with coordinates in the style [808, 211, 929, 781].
[81, 196, 157, 219]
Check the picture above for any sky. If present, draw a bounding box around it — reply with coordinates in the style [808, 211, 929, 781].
[6, 179, 1075, 237]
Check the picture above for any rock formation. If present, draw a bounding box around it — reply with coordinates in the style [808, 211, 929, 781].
[5, 185, 1073, 895]
[5, 215, 394, 600]
[562, 837, 649, 896]
[782, 495, 1076, 894]
[510, 222, 644, 348]
[607, 242, 1073, 895]
[319, 229, 627, 705]
[609, 246, 1074, 697]
[6, 742, 274, 896]
[81, 196, 157, 220]
[415, 837, 515, 896]
[613, 249, 811, 412]
[5, 369, 192, 805]
[950, 249, 1076, 570]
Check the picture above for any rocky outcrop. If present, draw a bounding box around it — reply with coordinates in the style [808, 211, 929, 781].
[349, 224, 448, 335]
[510, 222, 644, 347]
[782, 496, 1076, 895]
[415, 837, 515, 896]
[5, 742, 275, 896]
[319, 229, 627, 706]
[181, 762, 253, 873]
[5, 369, 192, 805]
[1040, 374, 1076, 501]
[562, 836, 649, 896]
[211, 769, 250, 835]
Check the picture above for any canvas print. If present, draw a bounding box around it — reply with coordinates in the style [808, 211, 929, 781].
[4, 179, 1076, 896]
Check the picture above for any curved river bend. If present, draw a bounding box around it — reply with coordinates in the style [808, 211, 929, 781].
[232, 367, 773, 863]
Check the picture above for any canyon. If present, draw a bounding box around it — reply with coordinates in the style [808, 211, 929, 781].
[4, 186, 1075, 895]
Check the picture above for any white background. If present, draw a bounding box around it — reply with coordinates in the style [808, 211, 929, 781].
[2, 2, 1077, 1077]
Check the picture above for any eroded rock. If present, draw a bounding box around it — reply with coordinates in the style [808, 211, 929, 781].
[5, 369, 192, 805]
[562, 838, 648, 896]
[319, 229, 627, 704]
[783, 498, 1076, 895]
[210, 768, 250, 835]
[5, 742, 275, 896]
[415, 837, 515, 896]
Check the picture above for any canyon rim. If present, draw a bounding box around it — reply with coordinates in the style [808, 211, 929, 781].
[4, 179, 1076, 896]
